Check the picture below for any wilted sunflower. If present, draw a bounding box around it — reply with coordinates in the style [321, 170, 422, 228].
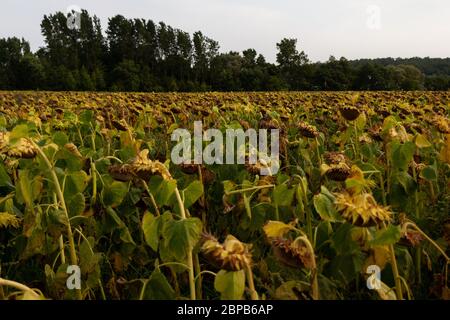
[108, 164, 135, 182]
[340, 105, 361, 121]
[271, 237, 314, 269]
[7, 138, 38, 159]
[334, 191, 392, 227]
[432, 116, 450, 134]
[131, 150, 172, 181]
[259, 116, 279, 130]
[0, 212, 22, 228]
[111, 119, 128, 131]
[201, 234, 252, 271]
[239, 120, 251, 130]
[0, 131, 9, 153]
[109, 149, 172, 182]
[297, 121, 319, 138]
[322, 152, 352, 181]
[324, 162, 352, 181]
[179, 162, 201, 174]
[323, 151, 349, 165]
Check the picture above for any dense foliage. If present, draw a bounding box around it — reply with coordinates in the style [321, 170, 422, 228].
[0, 91, 449, 300]
[1, 10, 450, 91]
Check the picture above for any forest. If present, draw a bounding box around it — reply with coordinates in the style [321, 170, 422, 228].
[1, 9, 450, 92]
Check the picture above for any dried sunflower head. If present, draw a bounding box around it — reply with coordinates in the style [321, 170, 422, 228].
[108, 150, 172, 181]
[259, 116, 279, 130]
[0, 212, 22, 228]
[132, 150, 172, 181]
[340, 106, 361, 121]
[271, 238, 314, 269]
[179, 162, 201, 174]
[323, 151, 348, 165]
[368, 125, 383, 141]
[358, 133, 372, 144]
[298, 121, 319, 138]
[112, 119, 128, 131]
[324, 162, 351, 181]
[7, 138, 37, 159]
[108, 164, 134, 182]
[0, 131, 10, 153]
[432, 116, 450, 134]
[239, 120, 251, 130]
[334, 192, 392, 227]
[201, 234, 252, 271]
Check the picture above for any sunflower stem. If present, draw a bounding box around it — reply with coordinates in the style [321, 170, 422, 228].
[174, 186, 196, 300]
[30, 140, 82, 300]
[245, 265, 259, 300]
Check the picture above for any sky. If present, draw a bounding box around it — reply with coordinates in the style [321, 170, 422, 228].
[1, 0, 449, 62]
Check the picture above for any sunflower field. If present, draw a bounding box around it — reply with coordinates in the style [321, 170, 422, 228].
[0, 91, 449, 300]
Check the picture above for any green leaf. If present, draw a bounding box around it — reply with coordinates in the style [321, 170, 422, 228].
[142, 212, 170, 251]
[64, 171, 88, 198]
[79, 110, 94, 124]
[394, 171, 416, 194]
[79, 236, 100, 274]
[331, 223, 360, 255]
[66, 192, 85, 217]
[105, 207, 135, 245]
[214, 270, 245, 300]
[106, 206, 125, 228]
[182, 180, 204, 209]
[263, 220, 295, 238]
[370, 225, 402, 246]
[16, 170, 42, 206]
[52, 132, 69, 147]
[273, 184, 295, 207]
[119, 227, 135, 245]
[420, 165, 437, 181]
[391, 141, 415, 171]
[143, 269, 176, 299]
[162, 217, 202, 261]
[355, 112, 366, 131]
[415, 134, 431, 148]
[9, 124, 29, 143]
[102, 181, 128, 207]
[0, 163, 12, 187]
[313, 188, 339, 222]
[148, 176, 176, 207]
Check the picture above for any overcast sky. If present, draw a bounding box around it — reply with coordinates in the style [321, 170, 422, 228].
[1, 0, 449, 62]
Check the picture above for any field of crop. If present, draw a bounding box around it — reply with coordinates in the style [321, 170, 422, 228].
[0, 91, 449, 300]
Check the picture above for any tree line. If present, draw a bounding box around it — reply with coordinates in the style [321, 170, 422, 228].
[0, 9, 449, 92]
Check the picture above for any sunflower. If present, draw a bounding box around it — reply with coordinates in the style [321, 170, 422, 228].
[0, 131, 9, 153]
[340, 106, 361, 121]
[298, 121, 319, 138]
[271, 237, 314, 269]
[201, 234, 252, 271]
[111, 119, 128, 131]
[323, 151, 349, 165]
[6, 138, 38, 159]
[109, 149, 172, 182]
[179, 162, 201, 174]
[334, 191, 392, 227]
[325, 162, 351, 181]
[432, 116, 450, 134]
